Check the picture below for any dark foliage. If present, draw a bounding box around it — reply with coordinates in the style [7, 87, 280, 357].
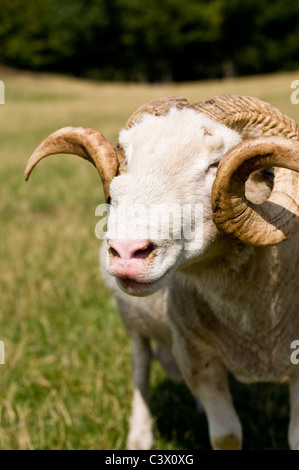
[1, 0, 299, 82]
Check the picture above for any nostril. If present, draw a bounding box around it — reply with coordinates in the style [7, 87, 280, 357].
[108, 239, 156, 261]
[109, 246, 121, 258]
[133, 243, 155, 259]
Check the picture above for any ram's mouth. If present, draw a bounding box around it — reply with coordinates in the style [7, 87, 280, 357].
[115, 264, 176, 297]
[116, 277, 158, 296]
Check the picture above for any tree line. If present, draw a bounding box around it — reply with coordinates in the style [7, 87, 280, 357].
[1, 0, 299, 82]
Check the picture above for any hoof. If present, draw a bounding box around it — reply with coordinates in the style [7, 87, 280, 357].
[127, 428, 154, 450]
[212, 433, 242, 450]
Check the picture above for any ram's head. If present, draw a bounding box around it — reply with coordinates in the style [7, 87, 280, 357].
[25, 95, 299, 296]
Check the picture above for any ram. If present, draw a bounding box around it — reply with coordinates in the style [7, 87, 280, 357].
[25, 95, 299, 450]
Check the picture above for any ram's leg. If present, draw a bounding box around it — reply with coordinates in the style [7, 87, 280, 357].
[195, 366, 242, 450]
[288, 372, 299, 450]
[172, 335, 242, 450]
[127, 334, 153, 450]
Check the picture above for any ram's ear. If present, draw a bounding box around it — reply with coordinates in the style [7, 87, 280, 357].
[203, 126, 225, 154]
[204, 128, 213, 137]
[116, 144, 128, 175]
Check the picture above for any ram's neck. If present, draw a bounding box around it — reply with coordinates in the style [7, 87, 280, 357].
[180, 236, 256, 283]
[178, 236, 297, 334]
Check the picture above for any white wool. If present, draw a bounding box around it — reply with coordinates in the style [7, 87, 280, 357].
[119, 107, 241, 171]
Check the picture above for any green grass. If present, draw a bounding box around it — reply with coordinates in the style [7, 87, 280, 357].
[0, 68, 298, 449]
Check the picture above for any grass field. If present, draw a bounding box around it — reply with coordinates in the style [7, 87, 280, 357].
[0, 68, 299, 450]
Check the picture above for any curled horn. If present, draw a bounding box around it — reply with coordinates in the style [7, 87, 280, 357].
[25, 126, 119, 201]
[212, 135, 299, 245]
[194, 95, 299, 246]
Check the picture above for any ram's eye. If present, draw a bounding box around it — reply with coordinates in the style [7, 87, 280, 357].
[207, 162, 219, 171]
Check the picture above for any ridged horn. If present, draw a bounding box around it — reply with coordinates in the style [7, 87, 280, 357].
[25, 126, 119, 201]
[192, 95, 299, 141]
[192, 95, 299, 245]
[212, 135, 299, 245]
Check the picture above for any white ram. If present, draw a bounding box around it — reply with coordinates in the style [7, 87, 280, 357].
[25, 95, 299, 450]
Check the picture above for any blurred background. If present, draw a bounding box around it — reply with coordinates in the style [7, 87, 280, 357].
[0, 0, 298, 450]
[1, 0, 299, 82]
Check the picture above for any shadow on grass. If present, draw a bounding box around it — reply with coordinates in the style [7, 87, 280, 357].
[150, 375, 289, 450]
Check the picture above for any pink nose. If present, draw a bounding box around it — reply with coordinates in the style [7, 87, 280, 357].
[108, 239, 155, 260]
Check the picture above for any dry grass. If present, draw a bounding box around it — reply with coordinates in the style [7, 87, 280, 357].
[0, 68, 298, 449]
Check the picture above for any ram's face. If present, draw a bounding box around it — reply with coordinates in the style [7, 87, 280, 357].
[26, 95, 299, 297]
[105, 108, 241, 296]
